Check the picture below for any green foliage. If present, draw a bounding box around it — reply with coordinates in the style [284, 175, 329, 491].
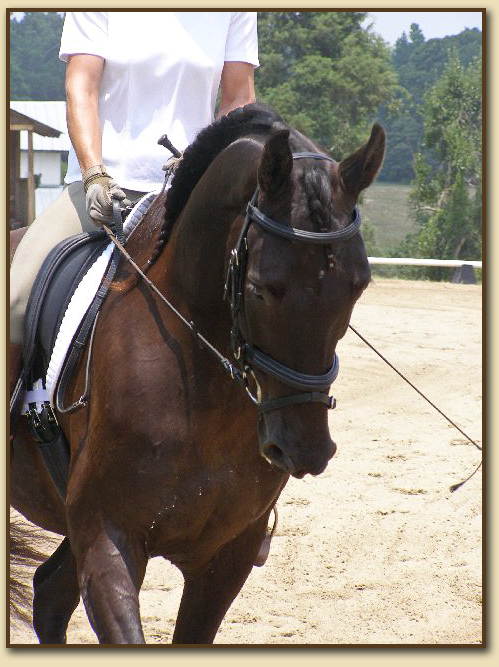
[409, 23, 425, 45]
[10, 12, 65, 100]
[10, 10, 482, 275]
[402, 53, 482, 277]
[378, 25, 482, 183]
[422, 52, 482, 183]
[10, 11, 481, 191]
[256, 12, 400, 159]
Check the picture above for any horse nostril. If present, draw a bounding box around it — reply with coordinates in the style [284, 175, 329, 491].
[265, 444, 284, 463]
[261, 442, 293, 473]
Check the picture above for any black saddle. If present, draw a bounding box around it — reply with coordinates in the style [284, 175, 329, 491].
[18, 229, 114, 500]
[23, 230, 110, 388]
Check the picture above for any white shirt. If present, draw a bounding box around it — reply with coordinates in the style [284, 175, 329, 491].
[60, 12, 259, 191]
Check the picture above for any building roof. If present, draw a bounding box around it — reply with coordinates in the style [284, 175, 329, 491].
[10, 101, 70, 152]
[10, 108, 60, 138]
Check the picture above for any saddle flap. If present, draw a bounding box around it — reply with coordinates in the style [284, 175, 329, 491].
[23, 231, 108, 384]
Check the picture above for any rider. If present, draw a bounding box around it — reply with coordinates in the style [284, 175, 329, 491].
[10, 11, 259, 399]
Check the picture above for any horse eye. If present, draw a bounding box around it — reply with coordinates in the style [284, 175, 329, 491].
[247, 283, 265, 301]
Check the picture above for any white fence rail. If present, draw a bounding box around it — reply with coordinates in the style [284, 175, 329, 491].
[368, 257, 482, 268]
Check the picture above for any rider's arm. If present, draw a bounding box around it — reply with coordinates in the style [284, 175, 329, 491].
[65, 54, 105, 172]
[217, 61, 256, 119]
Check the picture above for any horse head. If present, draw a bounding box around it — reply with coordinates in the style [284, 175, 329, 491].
[239, 123, 385, 478]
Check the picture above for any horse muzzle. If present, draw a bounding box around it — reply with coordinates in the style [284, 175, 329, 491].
[257, 411, 336, 478]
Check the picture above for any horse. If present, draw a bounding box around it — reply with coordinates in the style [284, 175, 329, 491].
[10, 104, 385, 644]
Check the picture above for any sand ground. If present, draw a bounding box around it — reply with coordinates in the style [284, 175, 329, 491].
[9, 278, 483, 645]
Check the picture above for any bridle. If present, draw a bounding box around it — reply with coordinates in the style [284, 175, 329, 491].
[223, 151, 361, 415]
[103, 150, 362, 417]
[102, 144, 481, 493]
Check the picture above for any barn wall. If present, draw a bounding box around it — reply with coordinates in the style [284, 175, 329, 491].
[20, 150, 62, 187]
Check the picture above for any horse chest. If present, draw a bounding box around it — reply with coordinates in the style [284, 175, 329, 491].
[145, 465, 283, 564]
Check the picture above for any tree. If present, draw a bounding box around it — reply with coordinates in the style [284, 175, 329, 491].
[256, 12, 400, 159]
[10, 12, 66, 100]
[404, 52, 482, 275]
[409, 23, 425, 45]
[378, 26, 482, 183]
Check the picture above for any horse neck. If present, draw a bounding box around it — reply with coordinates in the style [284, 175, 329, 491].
[166, 143, 261, 345]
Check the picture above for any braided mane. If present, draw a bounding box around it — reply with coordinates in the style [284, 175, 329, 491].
[149, 104, 285, 264]
[302, 169, 335, 231]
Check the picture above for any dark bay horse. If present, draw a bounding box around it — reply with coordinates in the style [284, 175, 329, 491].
[10, 104, 385, 644]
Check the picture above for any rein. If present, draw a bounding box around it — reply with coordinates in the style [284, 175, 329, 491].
[347, 325, 482, 493]
[103, 212, 252, 399]
[103, 151, 359, 415]
[102, 155, 479, 492]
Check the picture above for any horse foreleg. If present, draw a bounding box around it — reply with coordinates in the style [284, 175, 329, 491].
[172, 512, 270, 644]
[33, 537, 80, 644]
[72, 523, 148, 644]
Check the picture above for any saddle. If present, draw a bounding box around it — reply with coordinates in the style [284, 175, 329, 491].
[12, 151, 170, 500]
[15, 190, 162, 499]
[23, 230, 109, 388]
[19, 230, 115, 499]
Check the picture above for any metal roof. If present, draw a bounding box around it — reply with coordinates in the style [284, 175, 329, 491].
[10, 101, 70, 152]
[10, 108, 60, 138]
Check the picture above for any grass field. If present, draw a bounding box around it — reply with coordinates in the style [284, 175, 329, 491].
[357, 181, 481, 283]
[359, 182, 415, 252]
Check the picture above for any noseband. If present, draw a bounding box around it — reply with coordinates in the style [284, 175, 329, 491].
[224, 151, 361, 414]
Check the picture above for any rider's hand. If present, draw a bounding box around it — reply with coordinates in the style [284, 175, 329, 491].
[82, 165, 128, 226]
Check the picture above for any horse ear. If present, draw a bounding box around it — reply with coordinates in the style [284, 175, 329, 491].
[339, 123, 386, 198]
[258, 129, 293, 194]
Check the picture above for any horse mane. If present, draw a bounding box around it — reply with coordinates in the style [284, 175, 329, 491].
[149, 103, 286, 265]
[301, 169, 335, 232]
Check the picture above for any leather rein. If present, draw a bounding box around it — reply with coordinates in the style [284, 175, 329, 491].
[105, 151, 361, 415]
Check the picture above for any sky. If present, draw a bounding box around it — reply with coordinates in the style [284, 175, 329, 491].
[365, 11, 483, 45]
[10, 10, 483, 46]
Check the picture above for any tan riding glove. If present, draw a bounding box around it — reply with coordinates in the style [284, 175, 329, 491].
[82, 165, 128, 226]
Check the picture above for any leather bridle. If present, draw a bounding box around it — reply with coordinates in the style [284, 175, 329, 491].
[103, 151, 361, 416]
[224, 151, 361, 414]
